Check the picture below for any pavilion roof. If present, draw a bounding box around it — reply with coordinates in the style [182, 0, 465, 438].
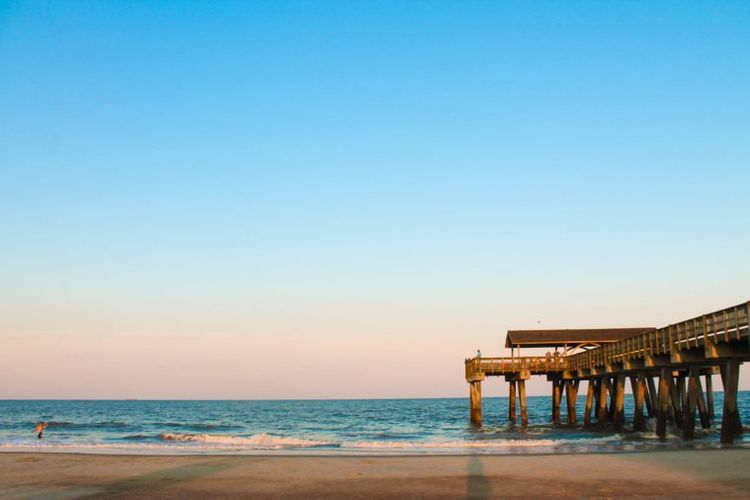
[504, 327, 655, 349]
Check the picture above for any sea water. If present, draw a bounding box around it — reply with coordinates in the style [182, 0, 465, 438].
[1, 393, 749, 455]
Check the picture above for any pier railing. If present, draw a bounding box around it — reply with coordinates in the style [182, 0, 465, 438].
[465, 355, 565, 381]
[567, 301, 750, 372]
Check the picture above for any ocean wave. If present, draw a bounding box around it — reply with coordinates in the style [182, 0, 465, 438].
[159, 422, 242, 431]
[158, 432, 338, 449]
[117, 434, 157, 441]
[46, 421, 131, 430]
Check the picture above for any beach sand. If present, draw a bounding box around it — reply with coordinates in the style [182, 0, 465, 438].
[1, 448, 749, 498]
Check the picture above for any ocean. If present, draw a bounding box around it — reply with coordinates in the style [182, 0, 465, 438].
[1, 393, 749, 455]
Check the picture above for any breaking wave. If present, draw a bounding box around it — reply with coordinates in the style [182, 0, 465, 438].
[158, 432, 338, 449]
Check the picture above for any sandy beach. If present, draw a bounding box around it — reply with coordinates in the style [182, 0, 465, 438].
[1, 448, 749, 498]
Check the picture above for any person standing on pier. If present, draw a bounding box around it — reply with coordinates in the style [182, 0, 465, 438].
[476, 349, 481, 359]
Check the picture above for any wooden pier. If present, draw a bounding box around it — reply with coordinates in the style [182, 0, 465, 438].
[465, 301, 749, 443]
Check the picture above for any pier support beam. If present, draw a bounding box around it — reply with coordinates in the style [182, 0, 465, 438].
[695, 372, 711, 429]
[607, 377, 617, 422]
[643, 375, 655, 418]
[677, 374, 687, 418]
[552, 378, 562, 424]
[657, 368, 672, 439]
[469, 381, 482, 426]
[597, 376, 609, 428]
[669, 375, 684, 429]
[508, 380, 517, 423]
[565, 380, 578, 426]
[647, 376, 658, 417]
[631, 374, 647, 432]
[705, 374, 714, 418]
[583, 379, 595, 427]
[682, 366, 700, 440]
[613, 374, 625, 431]
[720, 359, 742, 444]
[518, 379, 528, 426]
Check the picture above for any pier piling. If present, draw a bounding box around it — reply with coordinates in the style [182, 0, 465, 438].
[583, 380, 595, 426]
[469, 381, 482, 425]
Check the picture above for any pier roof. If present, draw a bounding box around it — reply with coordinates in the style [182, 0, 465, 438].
[504, 327, 655, 349]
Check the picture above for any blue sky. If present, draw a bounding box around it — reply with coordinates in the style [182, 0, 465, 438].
[1, 1, 749, 398]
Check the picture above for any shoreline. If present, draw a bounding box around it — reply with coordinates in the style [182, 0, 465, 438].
[0, 441, 745, 458]
[2, 448, 750, 498]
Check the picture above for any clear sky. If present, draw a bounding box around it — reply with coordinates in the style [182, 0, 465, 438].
[1, 1, 749, 399]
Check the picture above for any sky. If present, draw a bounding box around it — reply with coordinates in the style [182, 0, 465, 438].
[1, 1, 749, 399]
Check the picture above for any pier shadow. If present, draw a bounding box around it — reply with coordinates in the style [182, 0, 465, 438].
[24, 458, 241, 500]
[466, 455, 492, 500]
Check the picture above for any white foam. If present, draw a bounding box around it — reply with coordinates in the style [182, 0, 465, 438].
[348, 435, 621, 449]
[0, 434, 625, 455]
[158, 432, 335, 448]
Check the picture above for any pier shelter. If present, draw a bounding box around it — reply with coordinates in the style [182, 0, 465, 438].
[465, 301, 749, 444]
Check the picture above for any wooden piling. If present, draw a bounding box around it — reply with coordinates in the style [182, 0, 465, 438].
[552, 378, 562, 424]
[606, 377, 617, 422]
[694, 372, 710, 429]
[657, 368, 671, 438]
[508, 380, 517, 423]
[647, 376, 658, 417]
[469, 381, 482, 426]
[677, 375, 687, 417]
[705, 374, 714, 418]
[597, 376, 609, 428]
[720, 359, 741, 444]
[631, 374, 646, 432]
[613, 374, 625, 431]
[682, 366, 699, 440]
[583, 379, 595, 427]
[565, 380, 578, 426]
[518, 379, 528, 426]
[643, 375, 655, 418]
[592, 378, 601, 416]
[669, 376, 684, 428]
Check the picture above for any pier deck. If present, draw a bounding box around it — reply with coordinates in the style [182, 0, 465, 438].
[465, 301, 750, 444]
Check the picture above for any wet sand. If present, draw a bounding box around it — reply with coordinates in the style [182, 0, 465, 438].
[1, 449, 750, 498]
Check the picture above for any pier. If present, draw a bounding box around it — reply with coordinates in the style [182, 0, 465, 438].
[465, 301, 749, 443]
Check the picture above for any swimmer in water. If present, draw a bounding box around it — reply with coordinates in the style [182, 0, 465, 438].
[33, 422, 47, 439]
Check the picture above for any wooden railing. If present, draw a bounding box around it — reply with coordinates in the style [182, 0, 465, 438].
[567, 301, 750, 372]
[465, 355, 565, 381]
